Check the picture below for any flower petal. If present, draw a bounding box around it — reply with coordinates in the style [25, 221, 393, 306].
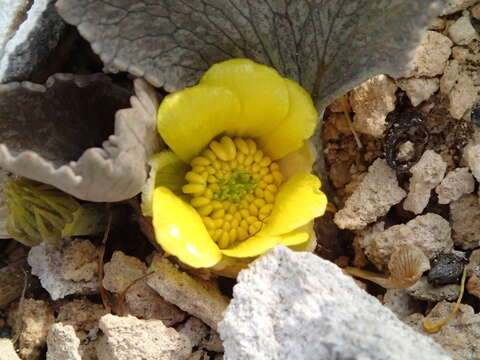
[141, 151, 189, 217]
[221, 231, 308, 258]
[286, 221, 317, 252]
[157, 84, 241, 162]
[200, 58, 289, 137]
[278, 141, 316, 181]
[261, 173, 327, 236]
[152, 187, 222, 268]
[258, 78, 318, 159]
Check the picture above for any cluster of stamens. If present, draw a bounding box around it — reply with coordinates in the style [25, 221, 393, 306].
[182, 136, 283, 249]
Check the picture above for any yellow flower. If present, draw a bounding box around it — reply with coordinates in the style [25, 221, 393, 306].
[141, 58, 327, 273]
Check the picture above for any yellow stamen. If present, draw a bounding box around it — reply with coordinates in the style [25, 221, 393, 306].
[183, 136, 283, 248]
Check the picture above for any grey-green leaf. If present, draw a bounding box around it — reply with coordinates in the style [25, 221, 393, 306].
[56, 0, 444, 110]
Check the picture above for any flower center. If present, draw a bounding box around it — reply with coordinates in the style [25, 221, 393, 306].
[182, 136, 283, 249]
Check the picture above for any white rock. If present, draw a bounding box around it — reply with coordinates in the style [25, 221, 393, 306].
[450, 194, 480, 249]
[7, 299, 55, 360]
[61, 239, 98, 282]
[96, 314, 191, 360]
[103, 251, 185, 325]
[0, 0, 64, 82]
[448, 13, 480, 45]
[472, 3, 480, 19]
[441, 0, 480, 15]
[464, 144, 480, 181]
[406, 277, 460, 302]
[407, 31, 453, 77]
[397, 77, 439, 106]
[147, 255, 229, 330]
[383, 289, 421, 319]
[364, 213, 453, 270]
[396, 141, 415, 162]
[47, 323, 82, 360]
[334, 159, 406, 230]
[440, 60, 461, 95]
[448, 73, 476, 119]
[178, 317, 209, 348]
[219, 246, 451, 360]
[0, 338, 21, 360]
[435, 167, 474, 204]
[404, 150, 447, 214]
[349, 74, 397, 137]
[28, 242, 98, 300]
[405, 301, 480, 360]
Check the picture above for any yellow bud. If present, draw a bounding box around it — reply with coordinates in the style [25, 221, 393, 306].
[266, 184, 278, 193]
[229, 228, 238, 244]
[270, 163, 280, 171]
[202, 217, 216, 229]
[238, 227, 248, 240]
[191, 156, 210, 166]
[264, 189, 275, 203]
[246, 139, 257, 154]
[263, 174, 274, 184]
[220, 136, 237, 160]
[234, 138, 249, 155]
[213, 218, 224, 228]
[224, 213, 233, 222]
[203, 149, 217, 162]
[212, 229, 223, 242]
[254, 198, 266, 208]
[186, 171, 206, 184]
[272, 170, 283, 184]
[260, 157, 271, 167]
[204, 188, 213, 199]
[257, 181, 267, 189]
[254, 150, 264, 163]
[182, 184, 205, 194]
[219, 232, 230, 248]
[249, 204, 258, 216]
[254, 188, 264, 199]
[246, 216, 258, 225]
[249, 221, 262, 235]
[191, 197, 210, 207]
[244, 155, 254, 166]
[198, 204, 213, 216]
[212, 209, 225, 219]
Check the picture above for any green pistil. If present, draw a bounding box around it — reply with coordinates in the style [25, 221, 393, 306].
[214, 171, 256, 202]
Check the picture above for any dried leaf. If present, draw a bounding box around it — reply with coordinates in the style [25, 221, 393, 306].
[56, 0, 444, 109]
[0, 74, 162, 202]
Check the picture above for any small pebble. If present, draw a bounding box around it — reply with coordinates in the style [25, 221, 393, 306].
[428, 253, 465, 286]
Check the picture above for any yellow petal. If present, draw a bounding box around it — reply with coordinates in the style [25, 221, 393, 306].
[287, 221, 317, 252]
[157, 84, 241, 162]
[278, 141, 316, 181]
[258, 78, 318, 159]
[141, 151, 189, 217]
[261, 173, 327, 236]
[152, 187, 222, 268]
[221, 230, 308, 258]
[200, 58, 289, 137]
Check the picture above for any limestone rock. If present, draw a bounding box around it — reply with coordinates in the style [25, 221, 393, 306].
[448, 73, 476, 119]
[382, 289, 421, 319]
[450, 194, 480, 249]
[61, 239, 98, 282]
[103, 251, 185, 325]
[448, 13, 479, 45]
[435, 167, 475, 204]
[429, 17, 446, 31]
[334, 159, 406, 230]
[0, 338, 21, 360]
[441, 0, 480, 15]
[440, 60, 461, 95]
[96, 314, 191, 360]
[466, 274, 480, 298]
[147, 255, 229, 330]
[472, 3, 480, 18]
[396, 141, 415, 163]
[364, 213, 453, 270]
[28, 242, 98, 300]
[47, 323, 81, 360]
[349, 75, 397, 137]
[407, 31, 453, 77]
[403, 150, 447, 214]
[7, 299, 55, 360]
[406, 301, 480, 360]
[178, 317, 209, 348]
[0, 0, 64, 82]
[219, 246, 451, 360]
[464, 144, 480, 181]
[397, 77, 439, 106]
[55, 298, 107, 360]
[201, 330, 224, 353]
[406, 277, 460, 302]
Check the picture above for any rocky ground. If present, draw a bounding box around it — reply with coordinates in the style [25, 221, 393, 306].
[2, 1, 480, 360]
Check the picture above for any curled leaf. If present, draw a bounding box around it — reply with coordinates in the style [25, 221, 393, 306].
[0, 74, 161, 202]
